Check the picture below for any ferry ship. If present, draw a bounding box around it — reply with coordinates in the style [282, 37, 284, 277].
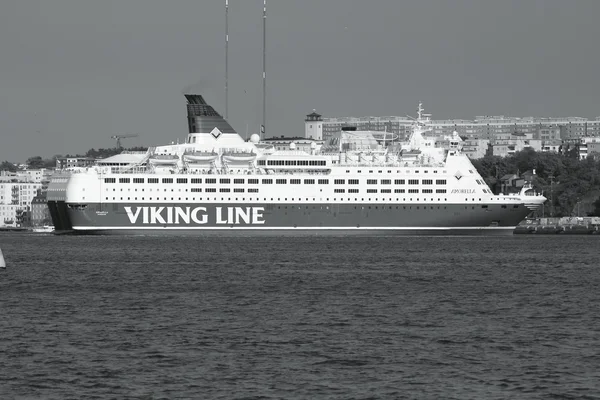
[46, 95, 546, 235]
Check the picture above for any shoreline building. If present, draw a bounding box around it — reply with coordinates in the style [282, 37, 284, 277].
[258, 110, 327, 152]
[304, 110, 324, 140]
[317, 112, 600, 158]
[55, 157, 96, 170]
[31, 192, 51, 226]
[577, 137, 600, 160]
[0, 171, 44, 227]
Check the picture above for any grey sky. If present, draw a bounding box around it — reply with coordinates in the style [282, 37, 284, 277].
[1, 0, 599, 162]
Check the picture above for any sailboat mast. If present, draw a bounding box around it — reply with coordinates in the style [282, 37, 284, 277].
[225, 0, 229, 119]
[262, 0, 266, 139]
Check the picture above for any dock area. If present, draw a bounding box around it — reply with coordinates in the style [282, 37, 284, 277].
[515, 217, 600, 235]
[0, 227, 28, 233]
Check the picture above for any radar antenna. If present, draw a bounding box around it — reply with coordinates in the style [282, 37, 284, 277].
[406, 102, 431, 130]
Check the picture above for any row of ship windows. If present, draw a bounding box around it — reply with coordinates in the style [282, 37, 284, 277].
[194, 188, 261, 193]
[258, 160, 327, 166]
[104, 178, 449, 185]
[342, 169, 457, 174]
[257, 164, 456, 175]
[102, 197, 504, 203]
[105, 187, 446, 194]
[107, 188, 260, 193]
[99, 202, 517, 213]
[335, 189, 446, 193]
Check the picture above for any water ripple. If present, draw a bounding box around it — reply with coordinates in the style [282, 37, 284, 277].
[1, 234, 599, 398]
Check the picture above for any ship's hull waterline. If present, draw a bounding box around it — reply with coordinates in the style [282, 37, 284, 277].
[48, 200, 529, 235]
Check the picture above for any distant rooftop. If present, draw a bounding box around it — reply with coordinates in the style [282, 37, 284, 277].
[262, 136, 317, 141]
[322, 115, 600, 124]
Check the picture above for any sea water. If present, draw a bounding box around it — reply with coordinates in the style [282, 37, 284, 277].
[1, 234, 599, 399]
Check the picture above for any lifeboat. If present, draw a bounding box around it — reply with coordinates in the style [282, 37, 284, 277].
[183, 151, 218, 163]
[149, 154, 179, 165]
[371, 132, 399, 142]
[222, 151, 257, 164]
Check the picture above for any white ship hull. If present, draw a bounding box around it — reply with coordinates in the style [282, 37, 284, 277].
[47, 96, 546, 235]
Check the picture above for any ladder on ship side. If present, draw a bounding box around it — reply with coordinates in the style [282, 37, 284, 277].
[138, 146, 156, 167]
[119, 146, 156, 173]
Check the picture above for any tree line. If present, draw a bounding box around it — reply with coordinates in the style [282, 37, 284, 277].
[471, 148, 600, 217]
[0, 147, 148, 171]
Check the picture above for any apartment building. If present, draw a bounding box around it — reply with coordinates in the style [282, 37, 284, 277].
[315, 111, 600, 158]
[0, 172, 44, 227]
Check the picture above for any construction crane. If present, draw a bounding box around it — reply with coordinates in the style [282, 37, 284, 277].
[111, 134, 139, 149]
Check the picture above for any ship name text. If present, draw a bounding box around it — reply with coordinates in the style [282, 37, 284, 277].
[451, 189, 476, 194]
[124, 206, 265, 225]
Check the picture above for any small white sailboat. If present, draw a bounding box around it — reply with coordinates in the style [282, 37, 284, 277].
[32, 225, 55, 233]
[0, 248, 6, 269]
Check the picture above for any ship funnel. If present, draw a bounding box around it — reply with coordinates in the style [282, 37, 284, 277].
[185, 94, 237, 134]
[184, 94, 209, 105]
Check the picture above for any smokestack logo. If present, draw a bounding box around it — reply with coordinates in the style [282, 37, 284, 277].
[210, 127, 222, 139]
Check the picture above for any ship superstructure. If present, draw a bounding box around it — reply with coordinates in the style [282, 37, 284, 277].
[46, 96, 546, 235]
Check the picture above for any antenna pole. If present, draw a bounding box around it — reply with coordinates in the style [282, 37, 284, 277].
[225, 0, 229, 119]
[262, 0, 266, 139]
[550, 175, 554, 217]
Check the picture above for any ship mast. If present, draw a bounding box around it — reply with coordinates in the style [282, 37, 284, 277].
[262, 0, 267, 139]
[225, 0, 229, 119]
